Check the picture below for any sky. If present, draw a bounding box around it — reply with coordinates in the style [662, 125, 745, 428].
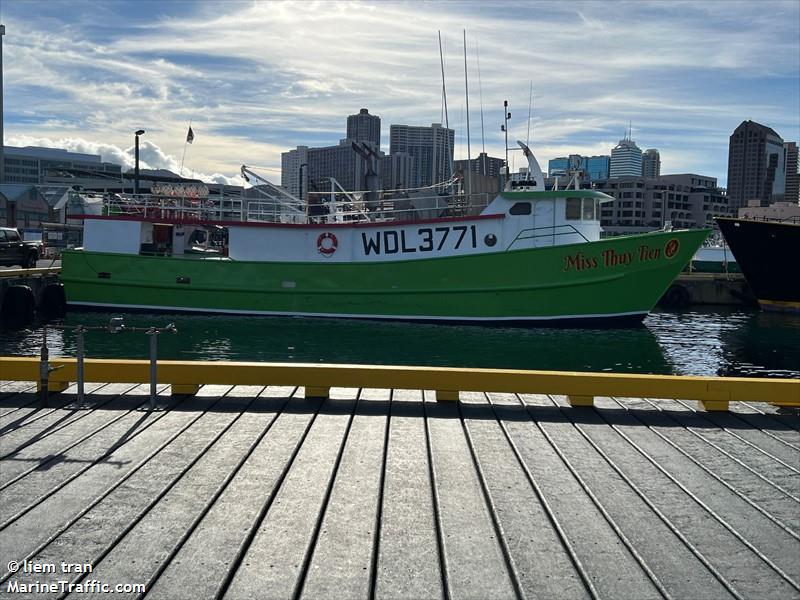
[1, 0, 798, 187]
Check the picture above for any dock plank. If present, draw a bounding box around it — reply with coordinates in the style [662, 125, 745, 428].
[373, 390, 444, 600]
[223, 397, 353, 599]
[0, 383, 797, 600]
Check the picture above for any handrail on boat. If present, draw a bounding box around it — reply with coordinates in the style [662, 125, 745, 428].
[506, 224, 590, 251]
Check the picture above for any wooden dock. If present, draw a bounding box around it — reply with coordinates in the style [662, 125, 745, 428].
[0, 383, 798, 599]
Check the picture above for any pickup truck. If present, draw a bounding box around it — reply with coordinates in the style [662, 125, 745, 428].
[0, 227, 40, 268]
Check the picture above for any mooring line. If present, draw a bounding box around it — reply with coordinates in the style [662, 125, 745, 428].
[485, 394, 601, 600]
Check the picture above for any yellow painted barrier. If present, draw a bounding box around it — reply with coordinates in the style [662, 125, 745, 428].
[1, 356, 798, 411]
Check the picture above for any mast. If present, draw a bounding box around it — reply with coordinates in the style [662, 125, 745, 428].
[526, 81, 533, 147]
[438, 31, 453, 191]
[476, 36, 486, 169]
[463, 29, 471, 197]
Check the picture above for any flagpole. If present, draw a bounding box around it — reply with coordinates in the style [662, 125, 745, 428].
[180, 119, 192, 177]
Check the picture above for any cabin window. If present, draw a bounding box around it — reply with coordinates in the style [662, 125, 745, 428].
[582, 198, 596, 220]
[509, 202, 532, 215]
[565, 198, 581, 220]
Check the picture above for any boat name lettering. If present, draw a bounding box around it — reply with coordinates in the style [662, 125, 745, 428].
[361, 225, 478, 256]
[562, 244, 666, 272]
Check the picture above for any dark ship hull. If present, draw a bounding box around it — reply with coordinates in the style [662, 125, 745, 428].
[717, 217, 800, 313]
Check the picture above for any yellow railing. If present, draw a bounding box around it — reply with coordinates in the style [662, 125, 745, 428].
[1, 357, 798, 411]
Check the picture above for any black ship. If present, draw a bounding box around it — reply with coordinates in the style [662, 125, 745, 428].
[716, 217, 800, 313]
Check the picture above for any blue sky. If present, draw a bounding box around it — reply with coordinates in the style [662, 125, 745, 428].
[1, 0, 798, 186]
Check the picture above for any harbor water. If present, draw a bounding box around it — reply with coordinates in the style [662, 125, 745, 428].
[1, 307, 798, 379]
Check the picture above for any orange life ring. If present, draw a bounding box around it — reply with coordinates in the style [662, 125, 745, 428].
[317, 232, 338, 256]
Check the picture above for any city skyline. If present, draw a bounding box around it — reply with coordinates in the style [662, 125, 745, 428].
[1, 0, 798, 187]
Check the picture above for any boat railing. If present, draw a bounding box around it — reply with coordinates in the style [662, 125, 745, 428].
[102, 193, 246, 223]
[506, 224, 590, 250]
[95, 191, 495, 226]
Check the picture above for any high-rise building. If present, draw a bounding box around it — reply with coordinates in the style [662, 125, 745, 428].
[281, 145, 309, 200]
[726, 120, 785, 210]
[347, 108, 381, 148]
[282, 141, 381, 198]
[585, 156, 610, 181]
[380, 152, 413, 191]
[609, 138, 643, 178]
[454, 152, 505, 178]
[389, 123, 455, 189]
[642, 149, 661, 178]
[784, 141, 798, 205]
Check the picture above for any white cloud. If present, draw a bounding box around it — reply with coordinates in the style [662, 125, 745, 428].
[5, 135, 248, 186]
[2, 0, 798, 188]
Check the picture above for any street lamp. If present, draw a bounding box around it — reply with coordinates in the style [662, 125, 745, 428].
[134, 129, 145, 195]
[298, 163, 308, 202]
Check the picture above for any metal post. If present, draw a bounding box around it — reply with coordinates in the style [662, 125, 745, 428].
[134, 129, 145, 195]
[147, 328, 158, 409]
[76, 326, 85, 408]
[39, 326, 49, 407]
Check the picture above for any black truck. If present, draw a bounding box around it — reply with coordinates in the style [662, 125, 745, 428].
[0, 227, 40, 268]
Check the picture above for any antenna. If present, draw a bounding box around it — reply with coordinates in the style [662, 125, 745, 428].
[476, 36, 486, 167]
[501, 100, 511, 173]
[526, 81, 533, 147]
[463, 29, 472, 197]
[438, 31, 453, 186]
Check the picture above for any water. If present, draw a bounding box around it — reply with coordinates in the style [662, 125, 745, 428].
[2, 307, 798, 379]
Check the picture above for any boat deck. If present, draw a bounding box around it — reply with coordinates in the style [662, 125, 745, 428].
[1, 382, 798, 599]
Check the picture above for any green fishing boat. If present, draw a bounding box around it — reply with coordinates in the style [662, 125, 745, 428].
[62, 143, 708, 325]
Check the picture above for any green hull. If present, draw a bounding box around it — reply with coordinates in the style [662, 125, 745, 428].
[61, 229, 709, 324]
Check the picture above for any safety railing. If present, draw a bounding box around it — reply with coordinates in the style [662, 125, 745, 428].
[2, 357, 797, 412]
[505, 224, 590, 250]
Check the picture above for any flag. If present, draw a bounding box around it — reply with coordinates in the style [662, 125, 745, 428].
[186, 126, 194, 144]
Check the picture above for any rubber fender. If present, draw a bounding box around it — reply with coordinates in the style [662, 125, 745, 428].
[1, 285, 35, 328]
[40, 282, 67, 318]
[659, 283, 691, 309]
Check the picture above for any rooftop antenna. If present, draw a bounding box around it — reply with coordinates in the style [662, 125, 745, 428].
[476, 35, 486, 171]
[463, 29, 472, 196]
[438, 31, 453, 187]
[526, 81, 533, 147]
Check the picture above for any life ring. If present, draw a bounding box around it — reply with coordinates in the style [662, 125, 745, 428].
[317, 232, 338, 256]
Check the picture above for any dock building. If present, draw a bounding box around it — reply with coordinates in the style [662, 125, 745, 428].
[593, 173, 730, 235]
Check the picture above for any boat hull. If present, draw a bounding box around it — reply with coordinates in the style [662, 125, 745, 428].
[717, 218, 800, 313]
[61, 229, 708, 325]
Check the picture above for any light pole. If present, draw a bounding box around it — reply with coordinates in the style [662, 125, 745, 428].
[298, 162, 308, 202]
[134, 129, 145, 194]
